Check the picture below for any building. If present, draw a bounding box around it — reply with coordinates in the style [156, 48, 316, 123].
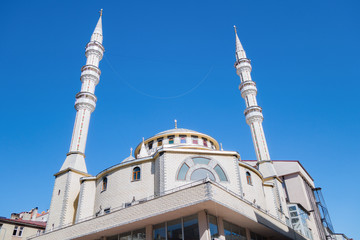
[0, 208, 47, 240]
[30, 11, 350, 240]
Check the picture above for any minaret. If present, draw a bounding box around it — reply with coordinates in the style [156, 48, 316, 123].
[234, 26, 270, 163]
[46, 11, 104, 231]
[234, 26, 288, 219]
[60, 9, 105, 173]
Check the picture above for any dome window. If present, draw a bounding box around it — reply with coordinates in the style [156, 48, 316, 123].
[133, 167, 141, 181]
[180, 135, 187, 143]
[168, 135, 174, 144]
[192, 136, 198, 144]
[202, 138, 208, 147]
[157, 138, 163, 147]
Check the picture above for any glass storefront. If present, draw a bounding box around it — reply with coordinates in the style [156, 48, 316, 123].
[108, 228, 146, 240]
[223, 220, 246, 240]
[208, 215, 219, 240]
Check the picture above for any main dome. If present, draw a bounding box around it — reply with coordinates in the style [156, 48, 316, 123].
[134, 128, 220, 158]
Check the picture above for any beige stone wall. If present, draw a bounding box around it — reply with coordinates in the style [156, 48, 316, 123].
[0, 222, 42, 240]
[94, 160, 155, 215]
[76, 179, 96, 222]
[239, 165, 266, 209]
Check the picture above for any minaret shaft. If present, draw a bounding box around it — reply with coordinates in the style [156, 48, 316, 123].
[60, 15, 104, 172]
[234, 31, 270, 162]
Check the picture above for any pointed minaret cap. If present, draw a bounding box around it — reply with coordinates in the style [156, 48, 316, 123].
[234, 25, 246, 60]
[91, 9, 103, 44]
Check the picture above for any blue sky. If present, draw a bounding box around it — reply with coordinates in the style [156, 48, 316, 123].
[1, 0, 359, 238]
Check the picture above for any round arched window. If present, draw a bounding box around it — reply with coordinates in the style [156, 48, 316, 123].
[133, 167, 141, 181]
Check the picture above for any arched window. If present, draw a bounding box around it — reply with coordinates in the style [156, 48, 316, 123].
[191, 168, 215, 181]
[133, 167, 141, 181]
[102, 177, 108, 191]
[246, 172, 252, 185]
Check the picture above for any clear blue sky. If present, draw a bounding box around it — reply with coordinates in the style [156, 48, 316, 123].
[1, 0, 359, 238]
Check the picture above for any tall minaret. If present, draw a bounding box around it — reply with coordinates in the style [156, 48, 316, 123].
[234, 26, 270, 163]
[234, 26, 289, 220]
[60, 9, 104, 173]
[46, 11, 104, 231]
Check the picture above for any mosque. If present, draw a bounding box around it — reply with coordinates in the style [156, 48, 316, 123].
[30, 11, 350, 240]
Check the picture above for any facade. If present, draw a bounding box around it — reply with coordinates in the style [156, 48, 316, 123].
[0, 208, 47, 240]
[30, 12, 351, 240]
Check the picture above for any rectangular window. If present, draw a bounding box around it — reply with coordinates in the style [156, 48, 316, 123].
[13, 226, 18, 236]
[168, 136, 175, 144]
[153, 223, 166, 240]
[133, 228, 146, 240]
[18, 227, 24, 236]
[223, 220, 246, 240]
[180, 135, 187, 143]
[157, 138, 163, 147]
[202, 138, 208, 147]
[208, 215, 219, 240]
[192, 136, 198, 144]
[183, 215, 199, 240]
[148, 141, 153, 150]
[167, 218, 182, 240]
[119, 231, 132, 240]
[104, 208, 111, 214]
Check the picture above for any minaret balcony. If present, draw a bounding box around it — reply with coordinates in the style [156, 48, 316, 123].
[239, 81, 257, 97]
[75, 92, 97, 112]
[235, 58, 252, 74]
[244, 106, 264, 124]
[81, 65, 101, 82]
[85, 41, 104, 59]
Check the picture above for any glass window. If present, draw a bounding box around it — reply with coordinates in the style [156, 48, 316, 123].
[157, 138, 163, 147]
[107, 235, 119, 240]
[13, 226, 18, 236]
[119, 231, 132, 240]
[102, 177, 108, 191]
[168, 136, 175, 144]
[214, 165, 227, 181]
[153, 223, 166, 240]
[148, 141, 153, 150]
[202, 138, 208, 147]
[209, 215, 219, 240]
[183, 215, 199, 240]
[133, 167, 141, 181]
[178, 163, 190, 180]
[250, 232, 264, 240]
[133, 228, 146, 240]
[104, 208, 110, 214]
[191, 168, 215, 181]
[223, 220, 246, 240]
[192, 157, 210, 165]
[180, 135, 187, 143]
[246, 172, 252, 185]
[192, 136, 198, 144]
[167, 218, 182, 240]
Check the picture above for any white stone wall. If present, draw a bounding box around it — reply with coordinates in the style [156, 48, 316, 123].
[94, 160, 155, 215]
[162, 152, 241, 195]
[76, 179, 96, 222]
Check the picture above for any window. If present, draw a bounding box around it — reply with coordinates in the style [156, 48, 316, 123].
[157, 138, 163, 147]
[223, 220, 246, 240]
[246, 172, 252, 185]
[183, 215, 199, 240]
[180, 135, 187, 143]
[104, 208, 110, 214]
[208, 215, 219, 240]
[167, 218, 182, 240]
[168, 136, 174, 144]
[58, 189, 61, 195]
[133, 167, 141, 181]
[102, 177, 108, 191]
[153, 223, 166, 240]
[13, 226, 18, 236]
[178, 163, 190, 180]
[202, 138, 208, 147]
[148, 141, 153, 150]
[192, 136, 198, 144]
[190, 168, 215, 181]
[192, 157, 210, 165]
[214, 165, 228, 181]
[18, 227, 24, 237]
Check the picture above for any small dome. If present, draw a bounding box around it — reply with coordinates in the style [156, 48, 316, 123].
[134, 128, 220, 158]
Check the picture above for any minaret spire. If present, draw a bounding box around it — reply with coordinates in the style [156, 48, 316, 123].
[60, 11, 105, 173]
[234, 25, 246, 61]
[233, 26, 270, 163]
